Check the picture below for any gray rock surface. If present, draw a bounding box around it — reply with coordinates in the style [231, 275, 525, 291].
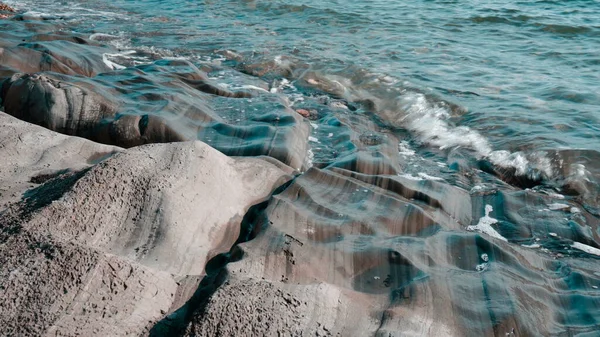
[0, 111, 292, 336]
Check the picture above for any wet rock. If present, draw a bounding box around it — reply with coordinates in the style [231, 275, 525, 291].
[0, 40, 112, 76]
[359, 132, 384, 146]
[2, 73, 117, 132]
[0, 53, 309, 168]
[240, 55, 308, 80]
[296, 108, 310, 118]
[1, 73, 188, 147]
[0, 3, 15, 12]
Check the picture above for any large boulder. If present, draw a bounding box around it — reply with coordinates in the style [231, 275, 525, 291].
[1, 73, 188, 147]
[0, 111, 293, 336]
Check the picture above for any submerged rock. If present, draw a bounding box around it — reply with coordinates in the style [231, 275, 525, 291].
[0, 40, 112, 76]
[1, 73, 187, 147]
[0, 50, 309, 168]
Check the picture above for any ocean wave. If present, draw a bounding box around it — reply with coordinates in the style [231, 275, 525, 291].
[469, 14, 597, 36]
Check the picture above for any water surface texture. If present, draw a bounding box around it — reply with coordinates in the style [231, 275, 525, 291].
[1, 0, 600, 335]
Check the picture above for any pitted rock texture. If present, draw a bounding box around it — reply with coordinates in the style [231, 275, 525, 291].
[0, 112, 292, 336]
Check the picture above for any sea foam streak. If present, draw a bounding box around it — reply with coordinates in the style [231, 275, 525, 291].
[467, 205, 508, 242]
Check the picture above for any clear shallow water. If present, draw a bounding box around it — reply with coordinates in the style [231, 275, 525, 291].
[8, 0, 599, 150]
[3, 0, 600, 239]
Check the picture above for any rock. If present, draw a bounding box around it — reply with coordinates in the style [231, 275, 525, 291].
[0, 111, 293, 336]
[1, 54, 309, 168]
[181, 162, 600, 336]
[0, 111, 121, 211]
[1, 73, 188, 147]
[296, 109, 310, 118]
[0, 3, 15, 12]
[0, 40, 113, 76]
[184, 277, 377, 336]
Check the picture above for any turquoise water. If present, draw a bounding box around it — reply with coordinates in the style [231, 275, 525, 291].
[5, 0, 600, 192]
[10, 0, 599, 151]
[2, 0, 599, 191]
[6, 0, 599, 203]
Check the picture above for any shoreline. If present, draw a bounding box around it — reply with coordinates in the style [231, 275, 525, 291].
[0, 3, 599, 336]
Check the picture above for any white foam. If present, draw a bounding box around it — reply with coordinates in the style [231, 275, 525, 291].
[417, 172, 443, 181]
[396, 92, 554, 180]
[572, 242, 600, 256]
[467, 205, 507, 242]
[330, 101, 348, 110]
[475, 263, 488, 272]
[545, 192, 565, 199]
[570, 164, 590, 182]
[547, 203, 570, 211]
[398, 173, 423, 181]
[280, 78, 292, 88]
[288, 94, 305, 106]
[305, 148, 314, 168]
[235, 85, 269, 93]
[470, 185, 485, 192]
[89, 33, 119, 41]
[399, 93, 492, 156]
[398, 141, 415, 156]
[102, 53, 127, 70]
[308, 136, 319, 143]
[21, 10, 70, 18]
[487, 151, 530, 176]
[163, 56, 191, 61]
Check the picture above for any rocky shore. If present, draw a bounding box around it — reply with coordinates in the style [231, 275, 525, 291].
[1, 6, 599, 337]
[0, 2, 14, 12]
[0, 2, 14, 19]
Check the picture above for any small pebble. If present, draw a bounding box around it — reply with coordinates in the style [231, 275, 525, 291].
[296, 109, 310, 117]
